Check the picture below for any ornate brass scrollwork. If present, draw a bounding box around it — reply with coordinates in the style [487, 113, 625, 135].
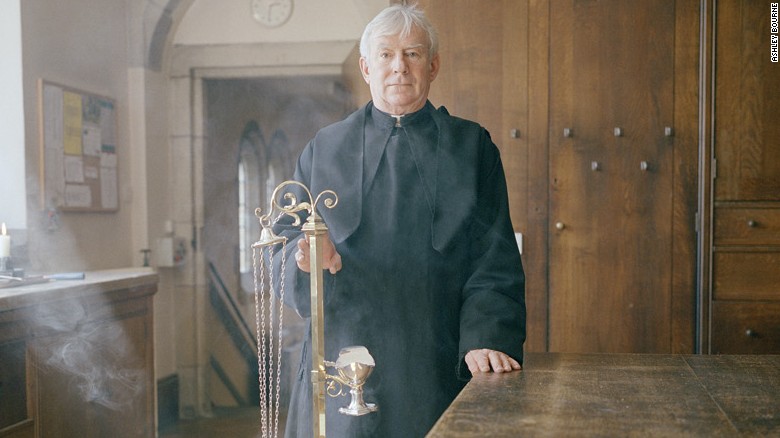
[252, 181, 339, 248]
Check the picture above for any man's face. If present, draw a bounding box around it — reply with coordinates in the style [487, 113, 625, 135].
[359, 26, 440, 115]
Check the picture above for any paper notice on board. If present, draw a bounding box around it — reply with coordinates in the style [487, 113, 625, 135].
[100, 167, 118, 209]
[63, 155, 84, 183]
[64, 184, 92, 208]
[83, 165, 98, 180]
[82, 123, 102, 156]
[101, 150, 117, 167]
[63, 91, 83, 155]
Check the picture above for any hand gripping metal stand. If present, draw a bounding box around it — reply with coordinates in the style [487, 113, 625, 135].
[253, 181, 377, 438]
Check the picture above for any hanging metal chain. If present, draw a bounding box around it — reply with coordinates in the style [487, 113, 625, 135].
[254, 235, 287, 438]
[264, 245, 275, 437]
[253, 180, 343, 438]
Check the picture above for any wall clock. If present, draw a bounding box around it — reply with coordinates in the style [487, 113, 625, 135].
[251, 0, 293, 28]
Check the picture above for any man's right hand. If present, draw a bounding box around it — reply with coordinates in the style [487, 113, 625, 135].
[295, 234, 342, 274]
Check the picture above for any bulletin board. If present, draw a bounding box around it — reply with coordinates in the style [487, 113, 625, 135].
[38, 79, 119, 212]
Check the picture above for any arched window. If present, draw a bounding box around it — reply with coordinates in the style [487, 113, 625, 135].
[237, 158, 250, 274]
[265, 129, 293, 203]
[238, 125, 294, 279]
[237, 122, 264, 275]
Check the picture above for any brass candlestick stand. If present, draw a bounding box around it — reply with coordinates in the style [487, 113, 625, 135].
[252, 181, 377, 438]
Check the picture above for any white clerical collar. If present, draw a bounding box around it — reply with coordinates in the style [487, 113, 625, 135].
[391, 114, 403, 127]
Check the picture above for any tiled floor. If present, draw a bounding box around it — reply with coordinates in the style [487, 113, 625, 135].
[159, 407, 286, 438]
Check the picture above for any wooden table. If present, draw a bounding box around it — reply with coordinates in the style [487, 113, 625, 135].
[428, 352, 780, 437]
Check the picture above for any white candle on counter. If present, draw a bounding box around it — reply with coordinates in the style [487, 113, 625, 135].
[0, 223, 9, 258]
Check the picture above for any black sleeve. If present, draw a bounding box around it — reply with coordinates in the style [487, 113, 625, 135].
[457, 131, 527, 379]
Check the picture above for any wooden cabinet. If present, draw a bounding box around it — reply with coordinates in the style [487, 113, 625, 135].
[0, 269, 157, 437]
[703, 0, 780, 354]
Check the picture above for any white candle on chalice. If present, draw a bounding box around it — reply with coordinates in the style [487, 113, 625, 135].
[0, 222, 10, 258]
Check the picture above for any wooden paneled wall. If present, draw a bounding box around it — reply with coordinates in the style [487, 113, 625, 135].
[409, 0, 700, 353]
[417, 0, 542, 348]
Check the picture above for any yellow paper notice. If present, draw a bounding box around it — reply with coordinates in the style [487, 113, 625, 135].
[63, 91, 83, 155]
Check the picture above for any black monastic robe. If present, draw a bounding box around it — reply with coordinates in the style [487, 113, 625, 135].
[275, 101, 525, 438]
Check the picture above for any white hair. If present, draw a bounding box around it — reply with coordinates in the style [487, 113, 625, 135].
[359, 4, 439, 61]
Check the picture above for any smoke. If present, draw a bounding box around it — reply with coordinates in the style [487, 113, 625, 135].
[32, 297, 146, 411]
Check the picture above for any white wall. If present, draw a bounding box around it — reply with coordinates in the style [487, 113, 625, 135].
[174, 0, 385, 46]
[21, 0, 134, 272]
[0, 0, 26, 231]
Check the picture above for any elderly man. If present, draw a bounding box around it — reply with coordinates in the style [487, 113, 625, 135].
[275, 4, 525, 437]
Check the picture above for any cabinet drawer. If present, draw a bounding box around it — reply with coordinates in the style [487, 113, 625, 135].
[711, 301, 780, 354]
[713, 251, 780, 300]
[714, 207, 780, 246]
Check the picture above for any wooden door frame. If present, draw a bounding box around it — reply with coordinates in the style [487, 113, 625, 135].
[697, 0, 715, 354]
[525, 0, 700, 353]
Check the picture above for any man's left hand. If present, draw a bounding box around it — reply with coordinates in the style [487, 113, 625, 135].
[464, 349, 522, 375]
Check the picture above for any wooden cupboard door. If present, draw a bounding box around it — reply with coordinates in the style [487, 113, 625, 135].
[548, 0, 676, 353]
[714, 0, 780, 201]
[0, 341, 28, 430]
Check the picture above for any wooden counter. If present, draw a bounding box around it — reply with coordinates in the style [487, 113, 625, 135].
[428, 352, 780, 437]
[0, 268, 158, 438]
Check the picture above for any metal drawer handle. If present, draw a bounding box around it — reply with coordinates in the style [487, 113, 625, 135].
[747, 220, 757, 228]
[745, 329, 755, 338]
